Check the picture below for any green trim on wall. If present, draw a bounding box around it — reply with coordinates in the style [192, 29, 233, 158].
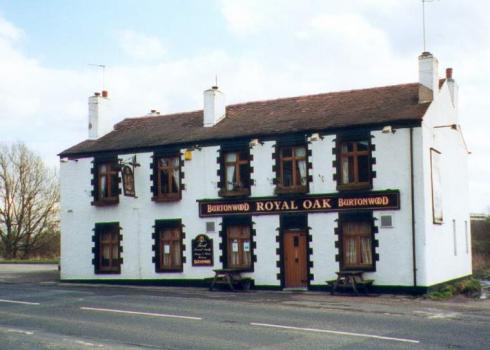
[61, 274, 474, 295]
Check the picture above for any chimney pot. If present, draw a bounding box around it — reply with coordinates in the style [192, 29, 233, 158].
[101, 90, 108, 98]
[94, 92, 101, 97]
[446, 68, 453, 80]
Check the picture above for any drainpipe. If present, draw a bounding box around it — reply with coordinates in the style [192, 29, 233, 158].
[410, 128, 417, 288]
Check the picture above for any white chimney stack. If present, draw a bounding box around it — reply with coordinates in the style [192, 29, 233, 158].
[418, 52, 439, 103]
[203, 86, 225, 127]
[88, 90, 109, 140]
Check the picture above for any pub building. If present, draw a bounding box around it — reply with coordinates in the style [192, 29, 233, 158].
[59, 52, 472, 293]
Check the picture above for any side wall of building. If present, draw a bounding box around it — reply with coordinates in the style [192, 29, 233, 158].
[419, 82, 472, 286]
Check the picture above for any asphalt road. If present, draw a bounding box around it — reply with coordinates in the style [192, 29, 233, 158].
[0, 265, 489, 349]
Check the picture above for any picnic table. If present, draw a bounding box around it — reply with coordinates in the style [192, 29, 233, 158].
[209, 268, 251, 291]
[328, 270, 373, 295]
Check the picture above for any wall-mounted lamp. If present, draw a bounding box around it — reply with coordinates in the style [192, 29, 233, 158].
[382, 125, 396, 134]
[249, 138, 264, 147]
[184, 149, 193, 160]
[434, 124, 458, 130]
[307, 132, 323, 142]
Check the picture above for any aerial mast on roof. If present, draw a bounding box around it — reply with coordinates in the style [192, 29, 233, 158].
[421, 0, 439, 52]
[214, 74, 219, 89]
[89, 63, 107, 92]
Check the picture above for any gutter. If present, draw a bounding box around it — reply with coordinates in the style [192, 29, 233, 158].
[410, 127, 417, 287]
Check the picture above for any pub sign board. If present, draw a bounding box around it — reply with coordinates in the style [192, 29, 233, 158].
[192, 234, 213, 266]
[122, 165, 136, 197]
[198, 191, 400, 217]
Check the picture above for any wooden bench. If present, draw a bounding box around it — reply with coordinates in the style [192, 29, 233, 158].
[209, 268, 251, 291]
[328, 271, 373, 295]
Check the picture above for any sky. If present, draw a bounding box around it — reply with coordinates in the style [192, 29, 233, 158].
[0, 0, 488, 213]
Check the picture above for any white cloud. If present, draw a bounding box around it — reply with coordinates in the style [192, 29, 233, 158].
[0, 16, 22, 41]
[118, 30, 166, 61]
[219, 0, 268, 36]
[0, 2, 489, 212]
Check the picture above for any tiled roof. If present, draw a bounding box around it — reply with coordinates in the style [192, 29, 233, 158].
[60, 82, 431, 157]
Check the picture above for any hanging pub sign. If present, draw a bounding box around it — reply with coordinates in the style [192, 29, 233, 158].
[120, 155, 140, 197]
[122, 166, 136, 197]
[192, 234, 213, 266]
[198, 190, 400, 217]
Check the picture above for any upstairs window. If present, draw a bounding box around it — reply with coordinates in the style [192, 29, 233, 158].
[154, 155, 181, 201]
[94, 160, 119, 205]
[338, 139, 371, 190]
[220, 150, 250, 196]
[277, 145, 308, 193]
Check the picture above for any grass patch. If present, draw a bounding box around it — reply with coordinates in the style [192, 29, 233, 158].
[0, 258, 59, 264]
[427, 277, 481, 300]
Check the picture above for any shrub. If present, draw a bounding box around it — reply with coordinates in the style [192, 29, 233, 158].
[455, 278, 481, 296]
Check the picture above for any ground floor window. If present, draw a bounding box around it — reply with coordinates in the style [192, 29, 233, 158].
[227, 225, 251, 269]
[95, 223, 121, 274]
[341, 219, 374, 270]
[155, 220, 183, 272]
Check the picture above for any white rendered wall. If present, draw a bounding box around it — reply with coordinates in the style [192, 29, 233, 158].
[250, 141, 275, 197]
[369, 128, 418, 286]
[309, 135, 336, 194]
[309, 213, 337, 286]
[249, 215, 280, 286]
[419, 82, 472, 285]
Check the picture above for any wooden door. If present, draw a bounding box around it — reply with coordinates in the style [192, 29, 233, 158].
[283, 230, 308, 288]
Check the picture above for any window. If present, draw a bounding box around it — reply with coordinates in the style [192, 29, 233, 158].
[338, 139, 371, 190]
[95, 223, 121, 274]
[95, 161, 119, 205]
[220, 150, 250, 196]
[155, 156, 181, 201]
[226, 225, 252, 270]
[277, 145, 308, 193]
[341, 220, 373, 270]
[155, 221, 183, 272]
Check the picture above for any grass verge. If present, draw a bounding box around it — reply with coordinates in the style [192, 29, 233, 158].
[0, 258, 59, 264]
[427, 277, 482, 300]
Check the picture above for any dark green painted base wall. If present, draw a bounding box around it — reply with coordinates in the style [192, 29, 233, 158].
[61, 274, 473, 295]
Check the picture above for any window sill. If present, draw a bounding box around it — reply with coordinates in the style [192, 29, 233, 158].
[226, 267, 253, 273]
[337, 183, 372, 192]
[218, 188, 251, 197]
[152, 194, 182, 202]
[340, 266, 375, 272]
[275, 185, 308, 195]
[95, 270, 121, 274]
[156, 268, 184, 273]
[92, 198, 119, 207]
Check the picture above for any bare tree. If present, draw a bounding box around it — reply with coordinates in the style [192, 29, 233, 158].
[0, 142, 59, 259]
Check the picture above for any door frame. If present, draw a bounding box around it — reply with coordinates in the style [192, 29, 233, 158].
[279, 214, 311, 289]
